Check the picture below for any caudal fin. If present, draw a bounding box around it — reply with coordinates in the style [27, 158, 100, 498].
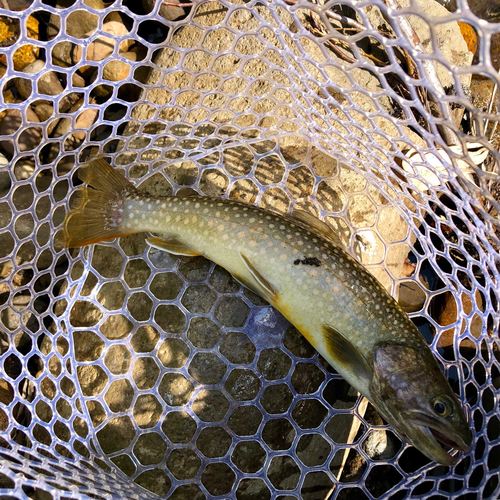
[60, 157, 139, 248]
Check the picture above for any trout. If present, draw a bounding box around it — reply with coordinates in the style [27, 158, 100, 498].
[61, 158, 472, 465]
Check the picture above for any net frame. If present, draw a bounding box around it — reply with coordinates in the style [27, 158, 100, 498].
[0, 0, 499, 499]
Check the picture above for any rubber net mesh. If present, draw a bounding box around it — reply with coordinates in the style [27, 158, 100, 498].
[0, 0, 499, 498]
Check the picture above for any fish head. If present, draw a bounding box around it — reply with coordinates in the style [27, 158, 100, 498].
[370, 343, 472, 466]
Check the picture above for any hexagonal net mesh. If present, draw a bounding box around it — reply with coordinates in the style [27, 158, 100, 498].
[0, 0, 499, 498]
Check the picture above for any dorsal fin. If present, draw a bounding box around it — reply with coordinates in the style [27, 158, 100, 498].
[288, 208, 342, 246]
[176, 188, 200, 198]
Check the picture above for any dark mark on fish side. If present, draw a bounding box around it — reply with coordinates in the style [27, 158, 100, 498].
[293, 257, 321, 267]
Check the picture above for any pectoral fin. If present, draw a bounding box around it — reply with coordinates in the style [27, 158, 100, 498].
[240, 253, 277, 302]
[322, 325, 373, 391]
[146, 236, 202, 256]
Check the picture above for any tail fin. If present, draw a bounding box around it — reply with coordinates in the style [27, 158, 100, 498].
[60, 157, 139, 248]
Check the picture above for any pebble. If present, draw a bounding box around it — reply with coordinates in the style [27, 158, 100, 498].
[51, 41, 74, 68]
[72, 21, 133, 64]
[102, 60, 131, 82]
[46, 0, 121, 40]
[73, 108, 99, 140]
[31, 101, 54, 123]
[14, 60, 64, 99]
[0, 107, 42, 156]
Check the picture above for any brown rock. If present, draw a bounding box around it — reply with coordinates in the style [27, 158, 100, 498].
[0, 107, 41, 156]
[4, 0, 34, 9]
[72, 21, 133, 64]
[51, 41, 74, 68]
[14, 60, 64, 98]
[47, 1, 99, 40]
[31, 100, 52, 121]
[436, 290, 484, 351]
[102, 60, 131, 82]
[73, 108, 99, 140]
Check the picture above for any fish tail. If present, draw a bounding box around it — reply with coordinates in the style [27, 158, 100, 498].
[59, 157, 139, 248]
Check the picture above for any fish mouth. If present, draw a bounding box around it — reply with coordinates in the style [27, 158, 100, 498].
[428, 426, 470, 453]
[411, 422, 471, 466]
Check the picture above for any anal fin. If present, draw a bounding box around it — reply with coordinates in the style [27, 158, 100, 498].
[146, 236, 202, 257]
[322, 325, 373, 393]
[240, 253, 277, 302]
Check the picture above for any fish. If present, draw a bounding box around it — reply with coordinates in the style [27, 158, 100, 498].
[60, 157, 472, 465]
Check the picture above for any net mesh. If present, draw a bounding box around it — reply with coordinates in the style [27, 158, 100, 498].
[0, 0, 499, 498]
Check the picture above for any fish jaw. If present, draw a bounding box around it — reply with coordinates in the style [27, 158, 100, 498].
[410, 410, 472, 453]
[393, 410, 471, 466]
[401, 420, 459, 466]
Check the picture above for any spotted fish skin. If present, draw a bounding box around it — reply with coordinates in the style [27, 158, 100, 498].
[61, 158, 472, 465]
[126, 194, 422, 365]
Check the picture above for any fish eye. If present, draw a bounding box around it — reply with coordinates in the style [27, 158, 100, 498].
[433, 398, 450, 417]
